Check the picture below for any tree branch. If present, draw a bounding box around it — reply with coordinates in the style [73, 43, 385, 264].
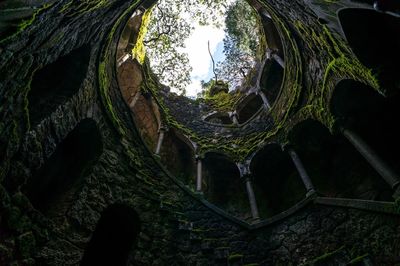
[208, 40, 218, 82]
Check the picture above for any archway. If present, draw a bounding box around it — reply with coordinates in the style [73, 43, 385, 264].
[260, 60, 284, 103]
[236, 94, 264, 124]
[289, 119, 392, 200]
[339, 8, 400, 95]
[81, 204, 141, 266]
[331, 80, 400, 179]
[204, 112, 233, 125]
[28, 45, 91, 126]
[250, 144, 305, 217]
[25, 118, 103, 214]
[160, 130, 196, 187]
[203, 152, 250, 220]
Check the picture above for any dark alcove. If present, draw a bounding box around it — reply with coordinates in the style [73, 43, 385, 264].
[204, 112, 233, 125]
[288, 119, 392, 201]
[339, 9, 400, 95]
[330, 79, 400, 188]
[81, 204, 141, 266]
[250, 144, 305, 217]
[25, 118, 103, 214]
[260, 60, 284, 103]
[203, 152, 250, 219]
[237, 94, 264, 124]
[261, 14, 283, 53]
[28, 45, 91, 126]
[160, 131, 196, 186]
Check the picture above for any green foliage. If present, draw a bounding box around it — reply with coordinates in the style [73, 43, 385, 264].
[217, 0, 263, 89]
[304, 246, 345, 265]
[347, 254, 369, 264]
[0, 3, 54, 44]
[199, 79, 242, 112]
[228, 253, 244, 261]
[132, 8, 153, 64]
[144, 0, 262, 95]
[144, 0, 197, 94]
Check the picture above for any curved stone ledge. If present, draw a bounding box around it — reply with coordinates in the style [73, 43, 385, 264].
[314, 197, 399, 215]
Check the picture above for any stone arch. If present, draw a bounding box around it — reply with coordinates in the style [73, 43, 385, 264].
[338, 8, 400, 95]
[28, 45, 91, 127]
[331, 79, 400, 191]
[131, 93, 161, 150]
[80, 203, 141, 266]
[236, 93, 264, 124]
[249, 143, 305, 217]
[289, 118, 392, 200]
[260, 10, 284, 53]
[160, 129, 196, 186]
[260, 59, 284, 104]
[203, 152, 250, 220]
[116, 7, 145, 61]
[24, 118, 103, 215]
[331, 80, 400, 175]
[203, 112, 232, 125]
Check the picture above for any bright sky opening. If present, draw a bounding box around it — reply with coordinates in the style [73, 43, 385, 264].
[178, 0, 235, 98]
[183, 24, 226, 98]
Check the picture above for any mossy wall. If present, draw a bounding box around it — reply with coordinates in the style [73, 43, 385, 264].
[0, 0, 399, 265]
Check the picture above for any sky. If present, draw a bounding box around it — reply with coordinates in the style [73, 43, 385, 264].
[182, 24, 226, 98]
[176, 0, 235, 98]
[145, 0, 236, 98]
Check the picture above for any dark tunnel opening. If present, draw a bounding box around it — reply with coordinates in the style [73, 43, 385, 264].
[80, 204, 141, 266]
[28, 45, 91, 127]
[24, 118, 103, 214]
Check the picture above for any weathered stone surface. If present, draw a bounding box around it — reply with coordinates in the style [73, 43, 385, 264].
[0, 0, 399, 265]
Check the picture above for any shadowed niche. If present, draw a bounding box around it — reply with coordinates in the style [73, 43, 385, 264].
[330, 79, 400, 190]
[250, 144, 305, 217]
[289, 118, 392, 201]
[160, 131, 196, 186]
[339, 9, 400, 95]
[237, 94, 263, 124]
[81, 204, 141, 266]
[260, 60, 284, 103]
[25, 118, 103, 214]
[28, 45, 91, 126]
[203, 152, 250, 219]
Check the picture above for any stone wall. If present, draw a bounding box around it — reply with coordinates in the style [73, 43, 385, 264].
[0, 0, 399, 265]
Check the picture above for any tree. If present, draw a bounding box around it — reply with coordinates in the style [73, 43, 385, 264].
[144, 0, 227, 95]
[215, 0, 262, 90]
[144, 1, 193, 94]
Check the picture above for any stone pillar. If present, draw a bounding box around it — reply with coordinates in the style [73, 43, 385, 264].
[258, 91, 271, 110]
[129, 91, 141, 108]
[271, 53, 285, 68]
[230, 111, 239, 125]
[117, 53, 131, 67]
[154, 126, 166, 155]
[286, 146, 316, 196]
[196, 155, 203, 192]
[266, 48, 284, 68]
[341, 127, 400, 190]
[245, 177, 260, 220]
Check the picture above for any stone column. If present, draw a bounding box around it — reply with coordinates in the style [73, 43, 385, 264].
[230, 111, 239, 125]
[196, 155, 203, 192]
[271, 53, 285, 68]
[117, 53, 131, 67]
[129, 91, 141, 108]
[245, 177, 260, 220]
[154, 126, 166, 155]
[266, 48, 284, 68]
[341, 127, 400, 189]
[258, 91, 271, 110]
[286, 146, 316, 196]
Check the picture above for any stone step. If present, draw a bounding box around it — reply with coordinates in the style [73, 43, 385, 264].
[214, 246, 231, 260]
